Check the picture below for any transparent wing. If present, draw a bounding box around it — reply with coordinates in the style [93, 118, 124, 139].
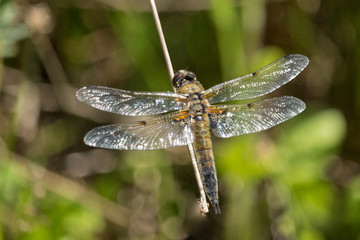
[205, 54, 309, 104]
[76, 86, 187, 116]
[209, 96, 305, 138]
[84, 111, 193, 150]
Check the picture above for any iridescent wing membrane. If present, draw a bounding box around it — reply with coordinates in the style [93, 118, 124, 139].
[77, 54, 309, 150]
[204, 54, 309, 103]
[205, 54, 309, 137]
[208, 96, 306, 138]
[83, 112, 192, 150]
[76, 85, 187, 116]
[76, 86, 191, 150]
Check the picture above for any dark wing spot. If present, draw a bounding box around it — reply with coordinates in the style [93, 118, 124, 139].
[252, 72, 256, 76]
[139, 121, 147, 126]
[247, 103, 253, 108]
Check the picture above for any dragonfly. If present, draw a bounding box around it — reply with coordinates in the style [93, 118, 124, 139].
[76, 54, 309, 215]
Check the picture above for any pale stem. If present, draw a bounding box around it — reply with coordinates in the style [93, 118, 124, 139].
[149, 0, 174, 80]
[149, 0, 209, 214]
[185, 127, 209, 215]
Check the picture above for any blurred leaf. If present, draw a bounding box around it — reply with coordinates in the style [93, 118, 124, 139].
[344, 176, 360, 234]
[109, 12, 170, 91]
[216, 135, 267, 183]
[280, 109, 346, 156]
[209, 0, 246, 79]
[299, 229, 324, 240]
[271, 109, 346, 237]
[276, 109, 346, 184]
[0, 1, 29, 58]
[26, 118, 77, 159]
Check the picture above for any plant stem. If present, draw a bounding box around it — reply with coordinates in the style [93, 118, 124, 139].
[149, 0, 174, 80]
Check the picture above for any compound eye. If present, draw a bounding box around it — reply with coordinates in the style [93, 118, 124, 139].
[172, 73, 184, 88]
[185, 71, 197, 81]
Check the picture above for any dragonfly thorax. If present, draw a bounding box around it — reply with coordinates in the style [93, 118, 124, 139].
[188, 92, 209, 121]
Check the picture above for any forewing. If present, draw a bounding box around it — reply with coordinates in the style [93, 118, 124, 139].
[84, 112, 193, 150]
[205, 54, 309, 104]
[76, 86, 187, 116]
[209, 96, 305, 138]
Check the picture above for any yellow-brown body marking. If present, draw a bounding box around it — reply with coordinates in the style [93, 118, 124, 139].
[177, 78, 221, 214]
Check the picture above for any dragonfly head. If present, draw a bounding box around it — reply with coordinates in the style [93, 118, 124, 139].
[172, 70, 203, 93]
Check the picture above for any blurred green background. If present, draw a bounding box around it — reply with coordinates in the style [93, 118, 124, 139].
[1, 0, 359, 239]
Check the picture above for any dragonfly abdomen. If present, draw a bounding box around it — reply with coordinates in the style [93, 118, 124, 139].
[192, 115, 221, 214]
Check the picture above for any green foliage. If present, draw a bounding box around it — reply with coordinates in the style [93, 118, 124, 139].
[0, 1, 29, 58]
